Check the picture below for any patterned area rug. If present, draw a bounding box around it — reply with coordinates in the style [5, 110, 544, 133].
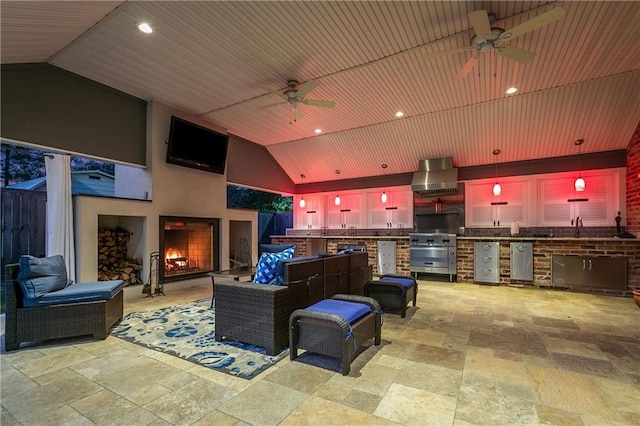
[111, 298, 288, 379]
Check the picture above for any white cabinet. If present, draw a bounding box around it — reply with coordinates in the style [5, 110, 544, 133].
[327, 193, 362, 229]
[367, 190, 413, 229]
[294, 194, 324, 229]
[466, 180, 529, 228]
[538, 173, 616, 227]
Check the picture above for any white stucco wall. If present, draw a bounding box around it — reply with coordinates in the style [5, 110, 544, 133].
[73, 101, 258, 282]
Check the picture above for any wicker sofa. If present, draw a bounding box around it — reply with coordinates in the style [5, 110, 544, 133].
[214, 251, 372, 355]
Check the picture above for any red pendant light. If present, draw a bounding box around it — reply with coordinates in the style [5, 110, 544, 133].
[334, 170, 341, 206]
[574, 139, 586, 192]
[492, 149, 502, 196]
[299, 173, 306, 208]
[380, 163, 388, 203]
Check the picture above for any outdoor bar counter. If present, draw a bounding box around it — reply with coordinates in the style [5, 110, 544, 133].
[271, 233, 640, 291]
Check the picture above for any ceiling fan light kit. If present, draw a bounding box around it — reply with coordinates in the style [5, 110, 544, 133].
[271, 79, 336, 123]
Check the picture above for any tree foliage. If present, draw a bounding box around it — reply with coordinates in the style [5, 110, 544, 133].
[227, 185, 292, 212]
[1, 143, 115, 187]
[1, 145, 44, 186]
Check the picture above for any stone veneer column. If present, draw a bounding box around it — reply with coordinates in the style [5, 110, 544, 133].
[627, 121, 640, 235]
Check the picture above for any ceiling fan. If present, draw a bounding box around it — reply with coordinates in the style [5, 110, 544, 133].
[265, 79, 336, 123]
[431, 7, 565, 79]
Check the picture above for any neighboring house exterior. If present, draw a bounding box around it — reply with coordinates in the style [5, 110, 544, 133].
[6, 170, 115, 197]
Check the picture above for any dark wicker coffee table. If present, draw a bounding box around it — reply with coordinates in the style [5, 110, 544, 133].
[207, 267, 256, 307]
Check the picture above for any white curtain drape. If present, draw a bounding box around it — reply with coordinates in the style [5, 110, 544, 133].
[45, 154, 76, 282]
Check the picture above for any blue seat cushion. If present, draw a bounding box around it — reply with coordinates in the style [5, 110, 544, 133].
[23, 280, 124, 307]
[379, 276, 416, 289]
[253, 247, 295, 285]
[18, 255, 69, 299]
[306, 299, 372, 325]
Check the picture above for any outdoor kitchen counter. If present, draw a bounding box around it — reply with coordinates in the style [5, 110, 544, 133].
[457, 237, 640, 290]
[271, 235, 410, 277]
[271, 235, 639, 289]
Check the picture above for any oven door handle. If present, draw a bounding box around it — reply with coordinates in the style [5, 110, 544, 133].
[410, 246, 450, 251]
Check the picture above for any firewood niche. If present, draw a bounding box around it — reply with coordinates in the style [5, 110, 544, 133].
[98, 227, 143, 285]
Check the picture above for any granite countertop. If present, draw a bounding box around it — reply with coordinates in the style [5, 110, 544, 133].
[273, 234, 638, 242]
[272, 234, 410, 240]
[457, 236, 639, 242]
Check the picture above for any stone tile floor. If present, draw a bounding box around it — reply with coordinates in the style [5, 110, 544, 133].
[1, 277, 639, 425]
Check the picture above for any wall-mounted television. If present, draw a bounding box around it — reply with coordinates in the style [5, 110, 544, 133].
[166, 116, 229, 174]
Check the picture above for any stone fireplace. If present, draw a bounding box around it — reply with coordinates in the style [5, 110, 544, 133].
[159, 216, 220, 282]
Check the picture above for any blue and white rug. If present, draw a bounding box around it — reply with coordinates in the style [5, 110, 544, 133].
[111, 298, 288, 379]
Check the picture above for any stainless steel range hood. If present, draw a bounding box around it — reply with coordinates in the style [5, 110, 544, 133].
[411, 157, 459, 195]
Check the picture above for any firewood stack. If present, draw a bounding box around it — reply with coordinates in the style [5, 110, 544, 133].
[98, 227, 143, 286]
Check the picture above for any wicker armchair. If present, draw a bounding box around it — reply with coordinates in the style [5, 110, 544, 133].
[4, 263, 124, 351]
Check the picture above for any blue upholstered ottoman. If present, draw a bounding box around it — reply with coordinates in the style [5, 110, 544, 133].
[289, 294, 382, 375]
[364, 274, 417, 318]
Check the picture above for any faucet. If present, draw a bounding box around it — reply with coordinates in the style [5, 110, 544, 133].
[572, 216, 583, 237]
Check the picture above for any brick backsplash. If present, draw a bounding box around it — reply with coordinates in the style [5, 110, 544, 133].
[627, 121, 640, 235]
[466, 226, 621, 238]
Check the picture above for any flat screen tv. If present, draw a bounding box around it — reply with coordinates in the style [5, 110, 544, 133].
[166, 116, 229, 174]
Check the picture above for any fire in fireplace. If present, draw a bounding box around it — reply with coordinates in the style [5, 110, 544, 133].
[159, 216, 220, 282]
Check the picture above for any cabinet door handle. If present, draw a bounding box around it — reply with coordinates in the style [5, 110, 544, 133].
[582, 259, 586, 270]
[588, 259, 593, 270]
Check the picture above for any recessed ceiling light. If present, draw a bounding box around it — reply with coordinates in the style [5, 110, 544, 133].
[137, 22, 153, 34]
[506, 87, 517, 94]
[314, 128, 322, 134]
[395, 111, 404, 118]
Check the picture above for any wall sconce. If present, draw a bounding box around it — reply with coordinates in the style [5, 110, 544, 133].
[299, 173, 306, 208]
[574, 139, 585, 191]
[380, 163, 388, 203]
[334, 170, 341, 206]
[492, 149, 502, 196]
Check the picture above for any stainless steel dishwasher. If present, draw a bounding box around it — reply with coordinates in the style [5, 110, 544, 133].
[510, 242, 533, 281]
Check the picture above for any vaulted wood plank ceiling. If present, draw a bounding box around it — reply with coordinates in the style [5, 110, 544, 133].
[2, 1, 639, 185]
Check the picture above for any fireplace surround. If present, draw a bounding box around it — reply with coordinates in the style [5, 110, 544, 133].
[159, 216, 220, 282]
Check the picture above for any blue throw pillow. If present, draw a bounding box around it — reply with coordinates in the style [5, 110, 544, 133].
[17, 255, 69, 299]
[253, 247, 294, 285]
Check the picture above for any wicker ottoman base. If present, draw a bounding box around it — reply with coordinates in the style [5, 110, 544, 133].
[364, 274, 417, 318]
[289, 294, 382, 375]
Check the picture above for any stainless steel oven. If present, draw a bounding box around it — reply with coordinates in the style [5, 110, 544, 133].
[409, 233, 457, 282]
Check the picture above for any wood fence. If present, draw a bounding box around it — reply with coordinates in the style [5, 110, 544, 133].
[1, 189, 47, 278]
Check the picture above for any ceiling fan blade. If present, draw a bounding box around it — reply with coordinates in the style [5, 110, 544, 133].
[468, 10, 492, 40]
[302, 99, 336, 108]
[496, 45, 536, 63]
[457, 55, 479, 79]
[295, 80, 318, 98]
[500, 7, 565, 42]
